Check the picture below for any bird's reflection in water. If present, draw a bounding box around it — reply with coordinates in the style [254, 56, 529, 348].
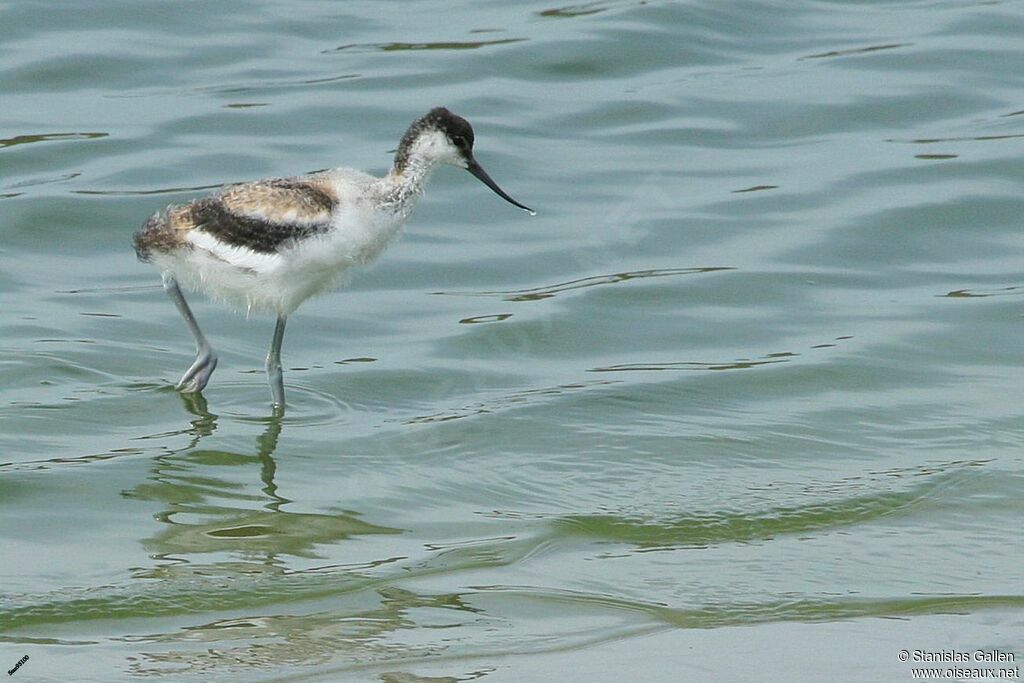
[127, 394, 398, 563]
[176, 391, 288, 509]
[125, 397, 498, 677]
[178, 392, 218, 441]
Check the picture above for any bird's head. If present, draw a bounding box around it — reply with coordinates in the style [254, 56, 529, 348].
[394, 107, 534, 214]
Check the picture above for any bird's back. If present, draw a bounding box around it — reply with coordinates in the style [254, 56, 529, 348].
[132, 169, 411, 315]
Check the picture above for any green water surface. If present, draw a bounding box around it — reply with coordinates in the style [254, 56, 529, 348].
[2, 1, 1023, 681]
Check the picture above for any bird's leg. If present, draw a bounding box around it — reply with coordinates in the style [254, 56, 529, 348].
[266, 315, 288, 412]
[162, 274, 218, 393]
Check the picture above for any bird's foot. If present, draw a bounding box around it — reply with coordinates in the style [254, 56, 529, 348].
[177, 350, 218, 393]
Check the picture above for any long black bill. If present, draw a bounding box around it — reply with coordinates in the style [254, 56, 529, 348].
[467, 159, 535, 215]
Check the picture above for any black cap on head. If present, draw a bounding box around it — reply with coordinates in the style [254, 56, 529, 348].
[394, 107, 474, 171]
[428, 107, 475, 150]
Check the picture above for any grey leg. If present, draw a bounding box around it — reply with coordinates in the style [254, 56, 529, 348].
[162, 274, 218, 393]
[266, 315, 287, 412]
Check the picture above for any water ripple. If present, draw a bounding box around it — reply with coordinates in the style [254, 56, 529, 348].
[324, 38, 527, 54]
[432, 267, 733, 302]
[590, 337, 853, 373]
[799, 43, 911, 61]
[0, 132, 107, 149]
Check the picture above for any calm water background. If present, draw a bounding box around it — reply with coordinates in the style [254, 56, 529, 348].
[2, 1, 1023, 680]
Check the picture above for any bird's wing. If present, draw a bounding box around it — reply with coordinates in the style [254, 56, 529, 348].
[189, 175, 339, 254]
[134, 174, 340, 262]
[217, 176, 338, 226]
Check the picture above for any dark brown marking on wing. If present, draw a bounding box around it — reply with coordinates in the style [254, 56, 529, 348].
[190, 196, 330, 254]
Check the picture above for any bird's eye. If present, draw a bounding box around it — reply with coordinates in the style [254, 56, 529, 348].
[451, 135, 467, 148]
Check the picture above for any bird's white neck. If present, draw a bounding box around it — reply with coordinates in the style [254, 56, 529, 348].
[376, 151, 440, 216]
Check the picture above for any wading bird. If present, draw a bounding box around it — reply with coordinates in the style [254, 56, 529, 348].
[133, 107, 533, 412]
